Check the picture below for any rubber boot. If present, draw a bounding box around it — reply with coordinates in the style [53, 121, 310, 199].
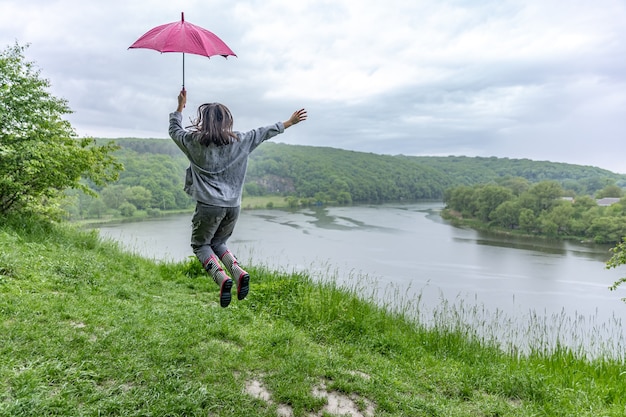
[204, 255, 233, 308]
[220, 251, 250, 300]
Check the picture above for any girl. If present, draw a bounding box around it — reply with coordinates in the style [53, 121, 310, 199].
[169, 89, 307, 307]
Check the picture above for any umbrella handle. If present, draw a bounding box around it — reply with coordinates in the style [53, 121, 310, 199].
[182, 12, 186, 89]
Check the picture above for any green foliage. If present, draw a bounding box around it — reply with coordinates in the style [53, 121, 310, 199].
[248, 145, 625, 205]
[445, 180, 626, 243]
[64, 138, 626, 219]
[0, 43, 121, 218]
[476, 184, 514, 221]
[491, 200, 520, 229]
[123, 185, 152, 210]
[109, 146, 191, 211]
[248, 144, 451, 204]
[285, 196, 299, 208]
[518, 207, 538, 233]
[415, 156, 622, 193]
[63, 140, 194, 219]
[607, 241, 626, 298]
[597, 184, 624, 199]
[119, 201, 137, 217]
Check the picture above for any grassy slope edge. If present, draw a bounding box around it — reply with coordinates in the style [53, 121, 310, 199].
[0, 216, 624, 417]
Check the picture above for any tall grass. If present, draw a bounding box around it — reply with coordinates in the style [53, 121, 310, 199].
[406, 292, 625, 362]
[296, 260, 626, 363]
[252, 266, 626, 413]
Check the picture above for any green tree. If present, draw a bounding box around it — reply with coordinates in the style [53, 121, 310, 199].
[119, 202, 137, 217]
[444, 185, 477, 217]
[491, 200, 520, 229]
[476, 185, 513, 222]
[544, 201, 575, 235]
[336, 191, 352, 205]
[61, 188, 94, 220]
[596, 184, 624, 199]
[0, 43, 120, 217]
[123, 185, 152, 210]
[86, 198, 107, 219]
[539, 215, 558, 237]
[497, 176, 530, 196]
[60, 190, 80, 220]
[244, 182, 264, 197]
[518, 208, 538, 233]
[572, 195, 597, 211]
[588, 217, 626, 244]
[314, 192, 328, 205]
[519, 181, 563, 215]
[101, 184, 128, 210]
[568, 197, 599, 236]
[607, 240, 626, 302]
[285, 196, 300, 208]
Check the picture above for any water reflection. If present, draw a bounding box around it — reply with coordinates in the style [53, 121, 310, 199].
[455, 236, 569, 256]
[302, 207, 399, 232]
[451, 230, 614, 262]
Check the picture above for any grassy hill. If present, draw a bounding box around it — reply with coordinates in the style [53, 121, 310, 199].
[1, 215, 625, 416]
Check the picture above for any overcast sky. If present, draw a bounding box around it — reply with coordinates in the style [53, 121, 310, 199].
[2, 0, 625, 173]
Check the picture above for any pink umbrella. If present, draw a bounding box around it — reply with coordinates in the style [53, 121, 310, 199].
[128, 12, 236, 88]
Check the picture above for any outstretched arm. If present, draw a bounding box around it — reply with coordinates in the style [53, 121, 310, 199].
[283, 108, 307, 129]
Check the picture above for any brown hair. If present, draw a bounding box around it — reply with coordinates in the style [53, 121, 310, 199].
[190, 103, 239, 146]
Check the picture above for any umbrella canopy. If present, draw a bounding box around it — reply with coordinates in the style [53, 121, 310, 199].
[128, 12, 236, 87]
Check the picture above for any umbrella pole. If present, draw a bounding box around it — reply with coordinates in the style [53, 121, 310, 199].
[182, 52, 185, 89]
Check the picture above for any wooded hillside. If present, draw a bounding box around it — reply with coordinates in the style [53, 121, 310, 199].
[71, 138, 624, 220]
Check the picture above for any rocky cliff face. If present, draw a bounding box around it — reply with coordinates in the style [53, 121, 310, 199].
[253, 175, 296, 194]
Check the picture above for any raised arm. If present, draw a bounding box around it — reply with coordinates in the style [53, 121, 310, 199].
[176, 89, 187, 113]
[283, 108, 307, 129]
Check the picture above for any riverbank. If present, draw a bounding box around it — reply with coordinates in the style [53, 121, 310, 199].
[1, 214, 625, 416]
[440, 208, 595, 243]
[72, 195, 295, 227]
[73, 197, 283, 227]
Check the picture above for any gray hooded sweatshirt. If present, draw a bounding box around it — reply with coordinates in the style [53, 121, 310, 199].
[169, 111, 285, 207]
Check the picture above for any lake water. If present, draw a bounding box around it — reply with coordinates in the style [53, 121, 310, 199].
[95, 202, 626, 358]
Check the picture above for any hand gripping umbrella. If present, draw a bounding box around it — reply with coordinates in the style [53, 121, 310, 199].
[128, 12, 236, 88]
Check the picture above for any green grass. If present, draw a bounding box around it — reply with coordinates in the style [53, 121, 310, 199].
[1, 214, 625, 416]
[241, 195, 290, 210]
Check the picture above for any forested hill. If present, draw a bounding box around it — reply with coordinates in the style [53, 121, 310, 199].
[408, 155, 623, 185]
[100, 138, 626, 205]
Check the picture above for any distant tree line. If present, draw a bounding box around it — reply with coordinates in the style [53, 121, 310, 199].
[63, 140, 193, 219]
[246, 143, 625, 206]
[61, 139, 626, 220]
[443, 179, 626, 243]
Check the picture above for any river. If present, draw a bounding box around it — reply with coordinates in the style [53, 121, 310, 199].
[94, 202, 626, 358]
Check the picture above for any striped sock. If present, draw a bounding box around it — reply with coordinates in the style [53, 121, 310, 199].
[204, 256, 233, 307]
[220, 251, 250, 300]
